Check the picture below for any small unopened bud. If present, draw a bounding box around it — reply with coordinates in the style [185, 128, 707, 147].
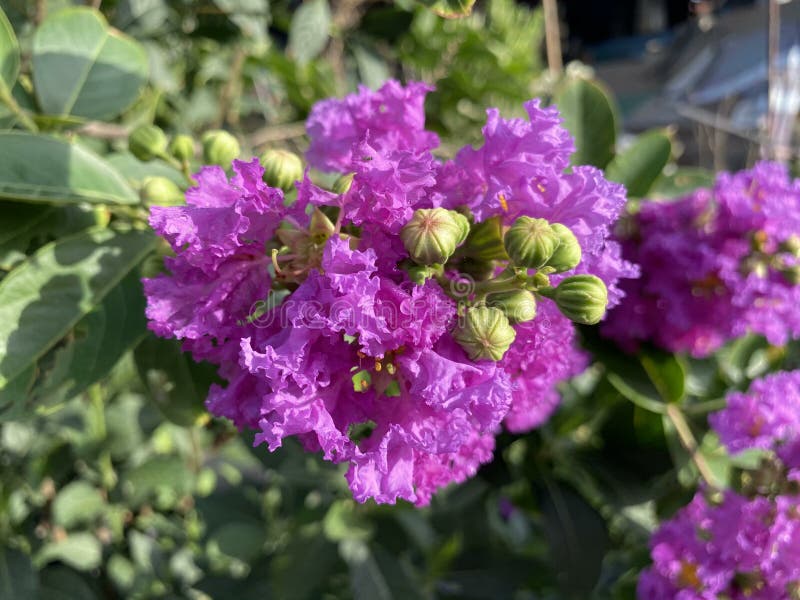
[261, 149, 304, 191]
[453, 306, 516, 362]
[129, 124, 168, 161]
[782, 265, 800, 285]
[333, 172, 355, 195]
[781, 235, 800, 257]
[169, 134, 195, 162]
[401, 208, 469, 265]
[487, 290, 537, 324]
[140, 176, 184, 207]
[201, 130, 240, 167]
[309, 208, 335, 244]
[504, 217, 560, 269]
[402, 262, 437, 285]
[546, 274, 608, 325]
[546, 223, 582, 273]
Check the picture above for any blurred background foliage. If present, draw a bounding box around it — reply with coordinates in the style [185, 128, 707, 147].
[0, 0, 788, 598]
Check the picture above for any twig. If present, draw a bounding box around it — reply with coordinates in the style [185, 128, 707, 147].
[76, 121, 129, 140]
[215, 48, 247, 128]
[765, 0, 780, 159]
[542, 0, 563, 76]
[34, 0, 46, 25]
[665, 403, 718, 488]
[248, 121, 307, 148]
[0, 88, 38, 132]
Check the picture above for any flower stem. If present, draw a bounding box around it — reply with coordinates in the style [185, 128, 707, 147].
[0, 87, 38, 132]
[665, 403, 718, 488]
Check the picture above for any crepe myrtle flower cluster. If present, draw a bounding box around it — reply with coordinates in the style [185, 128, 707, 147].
[640, 371, 800, 599]
[143, 80, 636, 505]
[603, 162, 800, 357]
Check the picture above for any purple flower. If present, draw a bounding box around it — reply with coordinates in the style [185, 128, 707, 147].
[145, 82, 636, 504]
[639, 490, 800, 599]
[604, 162, 800, 357]
[306, 80, 439, 172]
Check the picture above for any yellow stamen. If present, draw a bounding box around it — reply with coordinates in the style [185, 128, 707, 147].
[498, 193, 508, 212]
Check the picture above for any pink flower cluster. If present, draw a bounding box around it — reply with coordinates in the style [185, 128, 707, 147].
[144, 81, 634, 505]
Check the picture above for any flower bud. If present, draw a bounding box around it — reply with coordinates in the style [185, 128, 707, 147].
[487, 290, 537, 324]
[309, 208, 335, 244]
[201, 130, 240, 167]
[782, 265, 800, 285]
[548, 274, 608, 325]
[129, 124, 168, 161]
[140, 176, 184, 207]
[453, 306, 516, 361]
[781, 235, 800, 257]
[504, 217, 560, 269]
[261, 148, 304, 191]
[333, 172, 355, 195]
[545, 223, 582, 273]
[169, 134, 195, 162]
[402, 262, 437, 285]
[401, 208, 470, 265]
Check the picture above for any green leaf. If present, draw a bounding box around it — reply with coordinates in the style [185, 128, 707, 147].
[554, 78, 617, 168]
[52, 482, 105, 529]
[122, 455, 193, 507]
[0, 548, 39, 600]
[38, 566, 97, 600]
[39, 271, 148, 400]
[0, 5, 20, 96]
[606, 130, 672, 197]
[32, 7, 148, 120]
[352, 43, 390, 90]
[416, 0, 477, 18]
[287, 0, 331, 65]
[540, 481, 609, 599]
[323, 500, 373, 542]
[0, 133, 138, 205]
[650, 167, 715, 200]
[134, 336, 219, 427]
[105, 152, 185, 188]
[207, 521, 264, 564]
[36, 533, 102, 571]
[639, 349, 686, 404]
[0, 227, 155, 390]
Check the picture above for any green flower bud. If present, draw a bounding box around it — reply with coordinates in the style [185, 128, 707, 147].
[781, 234, 800, 257]
[333, 172, 355, 195]
[504, 216, 560, 269]
[402, 262, 437, 285]
[261, 149, 304, 191]
[169, 134, 195, 162]
[140, 176, 184, 207]
[548, 274, 608, 325]
[453, 306, 516, 362]
[782, 265, 800, 285]
[486, 290, 537, 324]
[546, 223, 582, 273]
[129, 124, 168, 161]
[201, 130, 240, 167]
[400, 208, 470, 265]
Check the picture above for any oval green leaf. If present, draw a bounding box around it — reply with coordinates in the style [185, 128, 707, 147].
[32, 8, 148, 120]
[0, 227, 155, 389]
[554, 78, 618, 168]
[0, 132, 138, 204]
[606, 130, 672, 197]
[288, 0, 331, 65]
[0, 5, 20, 96]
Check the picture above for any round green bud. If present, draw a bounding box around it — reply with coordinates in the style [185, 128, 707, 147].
[333, 172, 355, 195]
[261, 148, 304, 191]
[140, 176, 185, 207]
[782, 265, 800, 285]
[201, 130, 240, 167]
[551, 274, 608, 325]
[400, 208, 470, 265]
[453, 306, 516, 361]
[546, 223, 582, 273]
[169, 134, 195, 162]
[129, 124, 168, 162]
[781, 235, 800, 257]
[504, 216, 560, 269]
[486, 290, 537, 324]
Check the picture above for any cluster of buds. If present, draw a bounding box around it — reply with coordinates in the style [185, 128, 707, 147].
[741, 231, 800, 284]
[128, 123, 306, 208]
[399, 208, 609, 362]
